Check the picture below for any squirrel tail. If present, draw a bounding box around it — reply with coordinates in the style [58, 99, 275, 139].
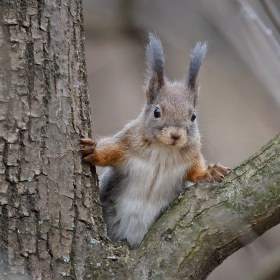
[187, 42, 208, 91]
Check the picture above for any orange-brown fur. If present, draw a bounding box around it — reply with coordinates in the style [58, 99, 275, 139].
[187, 157, 229, 183]
[80, 138, 125, 166]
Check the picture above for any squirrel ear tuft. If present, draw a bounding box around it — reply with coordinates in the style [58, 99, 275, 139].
[187, 42, 207, 91]
[146, 33, 165, 103]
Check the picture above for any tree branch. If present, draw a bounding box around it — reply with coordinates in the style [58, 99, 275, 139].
[128, 133, 280, 279]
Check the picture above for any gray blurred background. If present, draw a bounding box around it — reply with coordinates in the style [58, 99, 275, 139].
[82, 0, 280, 279]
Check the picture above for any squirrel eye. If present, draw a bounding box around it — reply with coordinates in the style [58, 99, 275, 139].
[191, 112, 196, 122]
[154, 107, 161, 118]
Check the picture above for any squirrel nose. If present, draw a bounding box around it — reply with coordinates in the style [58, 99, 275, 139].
[170, 133, 181, 140]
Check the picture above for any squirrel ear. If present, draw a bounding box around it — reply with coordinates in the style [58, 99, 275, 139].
[187, 42, 207, 91]
[146, 33, 165, 103]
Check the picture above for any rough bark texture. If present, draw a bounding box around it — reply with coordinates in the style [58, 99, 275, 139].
[0, 1, 280, 280]
[0, 1, 129, 279]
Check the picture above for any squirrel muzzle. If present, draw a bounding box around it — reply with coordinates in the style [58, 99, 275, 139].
[156, 126, 187, 147]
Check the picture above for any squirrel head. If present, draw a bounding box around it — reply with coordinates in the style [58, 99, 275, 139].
[143, 33, 207, 148]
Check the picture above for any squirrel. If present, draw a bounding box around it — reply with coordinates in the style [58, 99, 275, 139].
[80, 33, 230, 248]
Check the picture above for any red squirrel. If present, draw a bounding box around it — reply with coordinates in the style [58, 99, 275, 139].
[80, 34, 230, 248]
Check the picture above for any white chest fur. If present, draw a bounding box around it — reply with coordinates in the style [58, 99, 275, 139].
[106, 145, 190, 247]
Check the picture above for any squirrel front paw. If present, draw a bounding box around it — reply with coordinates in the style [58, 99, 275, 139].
[79, 138, 124, 166]
[199, 164, 230, 183]
[79, 138, 97, 165]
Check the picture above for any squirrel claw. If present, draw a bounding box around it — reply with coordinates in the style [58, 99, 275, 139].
[82, 154, 95, 164]
[80, 138, 96, 146]
[79, 138, 97, 165]
[199, 164, 230, 183]
[79, 147, 95, 155]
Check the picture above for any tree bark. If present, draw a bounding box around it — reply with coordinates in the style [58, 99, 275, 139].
[0, 1, 280, 280]
[0, 1, 116, 279]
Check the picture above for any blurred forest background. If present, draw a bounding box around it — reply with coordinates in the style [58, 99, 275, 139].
[82, 0, 280, 279]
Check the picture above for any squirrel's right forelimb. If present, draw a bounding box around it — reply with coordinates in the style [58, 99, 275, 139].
[80, 138, 125, 166]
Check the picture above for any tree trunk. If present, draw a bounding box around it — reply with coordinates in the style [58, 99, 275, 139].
[0, 1, 280, 280]
[0, 1, 116, 279]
